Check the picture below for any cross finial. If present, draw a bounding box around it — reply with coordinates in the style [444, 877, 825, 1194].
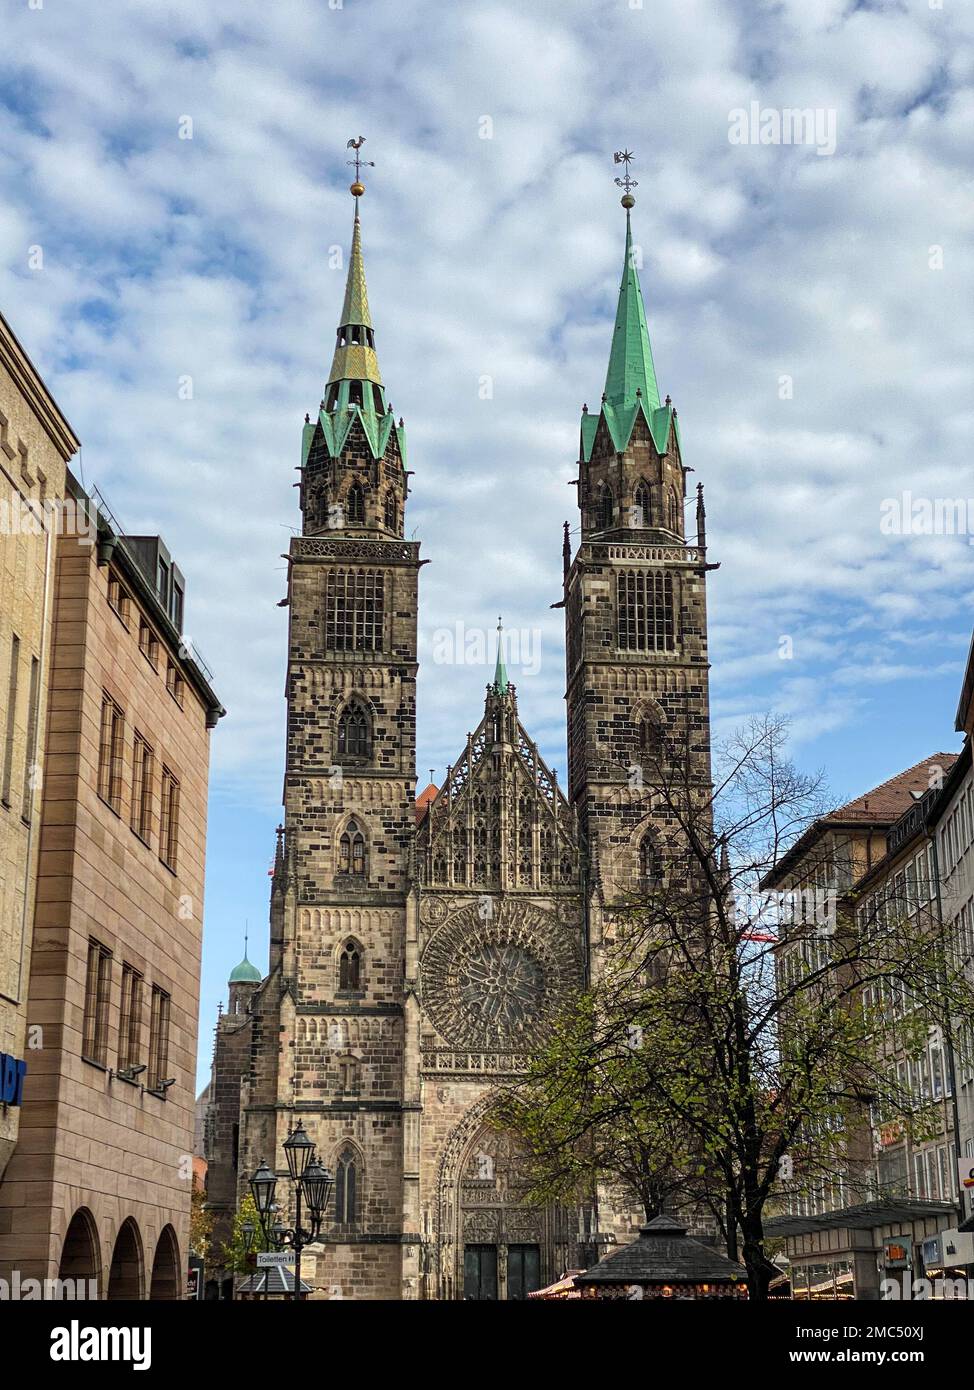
[613, 149, 637, 208]
[346, 136, 374, 197]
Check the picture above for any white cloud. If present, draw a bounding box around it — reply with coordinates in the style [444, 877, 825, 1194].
[0, 0, 970, 832]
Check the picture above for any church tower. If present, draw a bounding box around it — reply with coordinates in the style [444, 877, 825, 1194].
[565, 175, 715, 931]
[240, 167, 420, 1300]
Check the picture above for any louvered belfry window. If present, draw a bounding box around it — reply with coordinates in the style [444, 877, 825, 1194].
[325, 569, 385, 652]
[617, 570, 675, 652]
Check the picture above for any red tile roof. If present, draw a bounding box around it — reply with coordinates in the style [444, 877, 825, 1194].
[762, 753, 958, 887]
[414, 782, 439, 824]
[825, 753, 958, 822]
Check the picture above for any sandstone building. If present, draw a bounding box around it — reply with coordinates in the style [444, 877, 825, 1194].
[0, 311, 79, 1189]
[208, 180, 714, 1299]
[0, 466, 223, 1297]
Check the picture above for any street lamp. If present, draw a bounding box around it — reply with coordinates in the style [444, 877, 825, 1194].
[283, 1120, 315, 1181]
[249, 1160, 277, 1224]
[302, 1158, 333, 1227]
[246, 1129, 334, 1302]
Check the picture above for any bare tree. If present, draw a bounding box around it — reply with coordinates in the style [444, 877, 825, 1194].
[500, 713, 974, 1300]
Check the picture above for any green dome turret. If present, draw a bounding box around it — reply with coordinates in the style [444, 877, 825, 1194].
[229, 951, 262, 985]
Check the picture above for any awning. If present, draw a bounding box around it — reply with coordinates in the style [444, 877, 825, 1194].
[766, 1198, 955, 1238]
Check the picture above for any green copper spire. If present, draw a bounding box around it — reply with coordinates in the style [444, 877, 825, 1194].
[493, 617, 508, 693]
[327, 206, 382, 389]
[580, 204, 678, 464]
[603, 212, 661, 412]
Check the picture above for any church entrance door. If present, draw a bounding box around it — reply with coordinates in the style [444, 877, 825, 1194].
[463, 1244, 498, 1300]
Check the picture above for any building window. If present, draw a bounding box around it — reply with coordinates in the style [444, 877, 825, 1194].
[1, 633, 20, 807]
[339, 940, 362, 991]
[346, 482, 365, 524]
[131, 732, 154, 845]
[666, 490, 680, 533]
[597, 485, 613, 531]
[118, 964, 143, 1072]
[633, 480, 651, 528]
[641, 835, 663, 891]
[336, 702, 371, 760]
[639, 713, 662, 759]
[172, 581, 184, 633]
[384, 490, 397, 531]
[97, 692, 125, 815]
[157, 557, 169, 606]
[160, 766, 180, 871]
[148, 985, 171, 1092]
[617, 570, 675, 652]
[338, 820, 367, 878]
[325, 569, 385, 653]
[21, 655, 40, 821]
[82, 940, 113, 1066]
[334, 1149, 358, 1224]
[138, 618, 159, 670]
[166, 661, 185, 707]
[108, 572, 131, 626]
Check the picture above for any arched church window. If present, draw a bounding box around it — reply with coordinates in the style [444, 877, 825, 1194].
[337, 702, 371, 760]
[339, 821, 367, 878]
[641, 835, 664, 892]
[597, 485, 613, 531]
[335, 1148, 358, 1224]
[633, 480, 651, 528]
[347, 482, 365, 524]
[639, 714, 662, 759]
[666, 490, 680, 533]
[384, 489, 397, 531]
[339, 939, 362, 990]
[348, 380, 363, 405]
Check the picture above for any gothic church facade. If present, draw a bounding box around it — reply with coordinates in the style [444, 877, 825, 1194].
[207, 179, 714, 1300]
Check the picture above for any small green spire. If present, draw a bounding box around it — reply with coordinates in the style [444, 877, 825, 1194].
[493, 617, 508, 693]
[229, 950, 262, 984]
[229, 925, 262, 984]
[603, 211, 660, 412]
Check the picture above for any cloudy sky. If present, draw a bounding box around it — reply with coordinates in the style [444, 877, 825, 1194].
[2, 0, 972, 1085]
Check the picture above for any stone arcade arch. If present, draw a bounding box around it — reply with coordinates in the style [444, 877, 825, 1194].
[57, 1207, 101, 1297]
[149, 1224, 181, 1300]
[107, 1217, 144, 1300]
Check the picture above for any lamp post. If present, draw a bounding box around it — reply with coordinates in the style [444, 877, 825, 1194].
[248, 1122, 334, 1302]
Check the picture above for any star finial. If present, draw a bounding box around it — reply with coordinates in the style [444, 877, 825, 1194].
[613, 149, 637, 208]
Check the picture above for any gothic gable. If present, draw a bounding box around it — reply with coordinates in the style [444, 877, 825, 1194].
[416, 699, 579, 892]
